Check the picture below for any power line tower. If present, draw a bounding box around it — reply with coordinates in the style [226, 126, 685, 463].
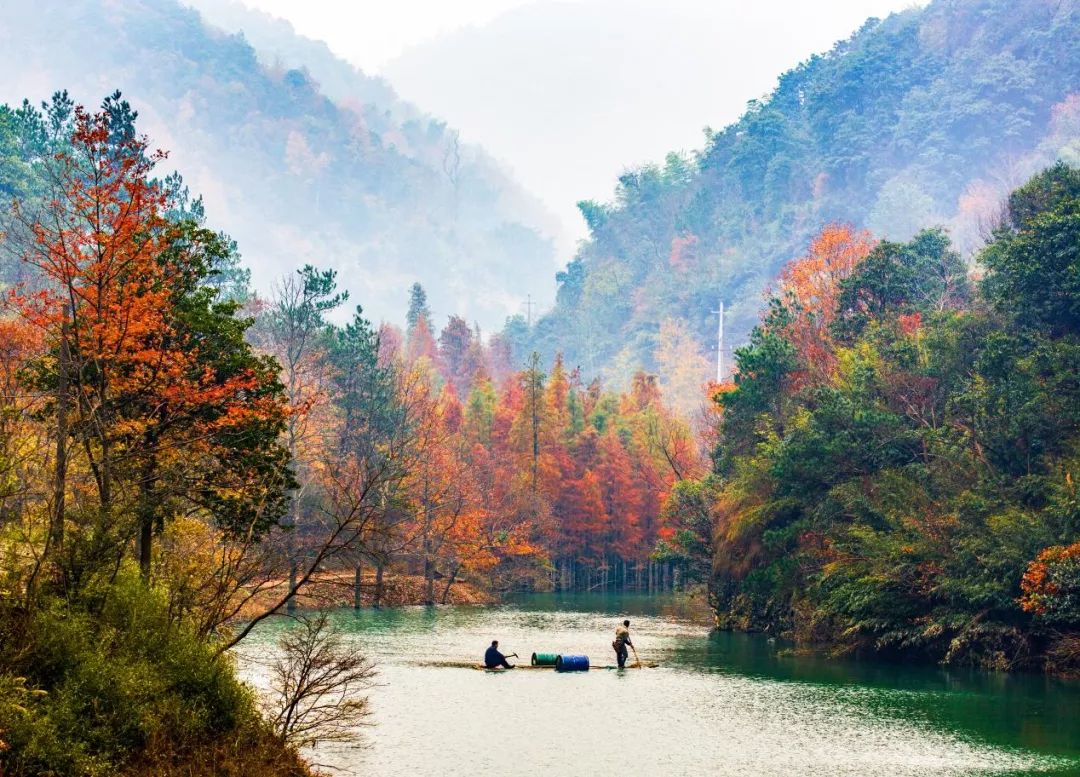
[525, 293, 534, 328]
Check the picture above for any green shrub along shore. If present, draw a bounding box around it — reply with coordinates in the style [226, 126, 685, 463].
[663, 164, 1080, 674]
[0, 573, 310, 777]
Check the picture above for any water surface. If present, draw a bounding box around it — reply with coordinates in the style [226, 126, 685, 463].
[238, 593, 1080, 776]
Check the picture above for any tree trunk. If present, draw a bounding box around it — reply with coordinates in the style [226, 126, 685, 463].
[374, 561, 385, 609]
[286, 499, 299, 614]
[50, 322, 70, 564]
[137, 439, 158, 580]
[138, 504, 153, 578]
[424, 558, 435, 606]
[441, 563, 460, 604]
[423, 538, 435, 606]
[353, 559, 363, 610]
[97, 366, 112, 511]
[286, 406, 299, 614]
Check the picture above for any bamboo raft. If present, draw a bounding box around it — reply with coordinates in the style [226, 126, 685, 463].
[418, 660, 660, 671]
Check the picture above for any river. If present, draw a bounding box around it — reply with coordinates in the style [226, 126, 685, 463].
[237, 593, 1080, 776]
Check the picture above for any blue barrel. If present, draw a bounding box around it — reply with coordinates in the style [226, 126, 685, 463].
[555, 654, 590, 672]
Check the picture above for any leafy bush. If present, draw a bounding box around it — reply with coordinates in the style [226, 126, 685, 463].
[1021, 541, 1080, 627]
[0, 569, 307, 777]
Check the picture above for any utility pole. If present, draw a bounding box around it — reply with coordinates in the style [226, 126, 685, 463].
[525, 294, 534, 328]
[714, 301, 725, 382]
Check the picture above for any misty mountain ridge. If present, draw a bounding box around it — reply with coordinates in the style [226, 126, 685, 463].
[530, 0, 1080, 409]
[382, 0, 929, 249]
[0, 0, 560, 331]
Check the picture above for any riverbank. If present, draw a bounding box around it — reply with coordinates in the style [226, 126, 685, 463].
[0, 571, 314, 777]
[238, 571, 494, 617]
[712, 601, 1080, 678]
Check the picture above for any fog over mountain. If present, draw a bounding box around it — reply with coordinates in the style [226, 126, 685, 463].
[380, 0, 927, 246]
[0, 0, 561, 330]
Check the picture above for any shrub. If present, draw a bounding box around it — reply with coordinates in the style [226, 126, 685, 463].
[1021, 541, 1080, 627]
[0, 568, 309, 777]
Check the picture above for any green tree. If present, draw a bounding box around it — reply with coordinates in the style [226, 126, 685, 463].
[981, 163, 1080, 337]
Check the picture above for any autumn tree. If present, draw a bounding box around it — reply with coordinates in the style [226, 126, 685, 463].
[654, 317, 711, 417]
[596, 427, 643, 563]
[260, 265, 346, 610]
[7, 97, 291, 586]
[405, 282, 437, 365]
[407, 381, 468, 606]
[774, 223, 876, 381]
[438, 314, 484, 396]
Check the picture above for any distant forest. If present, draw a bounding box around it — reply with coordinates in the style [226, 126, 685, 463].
[658, 162, 1080, 673]
[0, 0, 559, 330]
[531, 0, 1080, 410]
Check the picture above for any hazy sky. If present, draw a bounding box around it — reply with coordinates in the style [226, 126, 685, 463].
[234, 0, 923, 73]
[234, 0, 561, 72]
[232, 0, 928, 248]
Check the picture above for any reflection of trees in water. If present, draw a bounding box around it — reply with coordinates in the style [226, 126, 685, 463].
[683, 628, 1080, 758]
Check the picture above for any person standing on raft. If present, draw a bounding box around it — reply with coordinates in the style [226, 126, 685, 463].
[484, 640, 515, 669]
[613, 620, 633, 669]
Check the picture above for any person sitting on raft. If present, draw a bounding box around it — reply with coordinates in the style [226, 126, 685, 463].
[484, 640, 514, 669]
[613, 620, 633, 669]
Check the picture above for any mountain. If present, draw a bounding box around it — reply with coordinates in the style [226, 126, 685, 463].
[0, 0, 559, 329]
[528, 0, 1080, 397]
[180, 0, 430, 134]
[382, 0, 925, 250]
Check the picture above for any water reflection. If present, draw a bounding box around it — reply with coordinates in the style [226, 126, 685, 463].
[238, 594, 1080, 776]
[672, 629, 1080, 760]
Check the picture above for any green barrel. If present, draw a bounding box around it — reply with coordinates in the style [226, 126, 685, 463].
[531, 652, 558, 666]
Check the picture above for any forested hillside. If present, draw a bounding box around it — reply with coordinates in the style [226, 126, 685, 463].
[660, 164, 1080, 673]
[0, 0, 558, 329]
[380, 0, 899, 254]
[533, 0, 1080, 407]
[182, 0, 408, 114]
[0, 92, 692, 774]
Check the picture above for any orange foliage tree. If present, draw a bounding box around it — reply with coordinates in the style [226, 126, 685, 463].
[1020, 541, 1080, 625]
[774, 223, 876, 381]
[10, 101, 291, 580]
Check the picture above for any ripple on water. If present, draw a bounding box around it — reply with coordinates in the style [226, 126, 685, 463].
[235, 599, 1079, 777]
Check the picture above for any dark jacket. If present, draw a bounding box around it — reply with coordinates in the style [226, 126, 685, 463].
[484, 646, 508, 668]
